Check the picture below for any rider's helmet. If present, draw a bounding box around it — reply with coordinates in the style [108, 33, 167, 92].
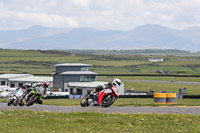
[112, 78, 121, 87]
[25, 83, 32, 88]
[43, 81, 50, 88]
[96, 85, 103, 92]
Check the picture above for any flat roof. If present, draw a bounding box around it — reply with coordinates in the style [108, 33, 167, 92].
[68, 82, 108, 88]
[60, 71, 97, 75]
[54, 63, 92, 67]
[9, 76, 53, 82]
[0, 74, 33, 79]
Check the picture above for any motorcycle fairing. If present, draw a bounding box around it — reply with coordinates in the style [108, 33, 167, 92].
[98, 85, 119, 105]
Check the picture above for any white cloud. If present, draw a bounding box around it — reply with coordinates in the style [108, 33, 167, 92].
[69, 0, 91, 8]
[0, 0, 200, 30]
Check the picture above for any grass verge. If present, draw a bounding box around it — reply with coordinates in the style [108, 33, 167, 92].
[0, 110, 200, 133]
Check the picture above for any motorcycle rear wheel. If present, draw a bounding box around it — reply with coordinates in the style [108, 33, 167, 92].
[26, 96, 39, 106]
[19, 99, 24, 106]
[101, 94, 116, 107]
[80, 96, 89, 107]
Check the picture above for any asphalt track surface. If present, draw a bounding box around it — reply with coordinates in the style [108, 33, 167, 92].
[1, 103, 200, 115]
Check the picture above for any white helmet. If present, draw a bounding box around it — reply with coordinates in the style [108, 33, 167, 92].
[25, 83, 32, 87]
[112, 78, 121, 87]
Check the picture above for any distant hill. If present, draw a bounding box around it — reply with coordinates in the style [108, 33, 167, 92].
[1, 24, 200, 52]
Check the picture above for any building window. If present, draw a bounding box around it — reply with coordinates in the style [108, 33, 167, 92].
[1, 81, 6, 85]
[70, 88, 73, 94]
[81, 67, 89, 71]
[10, 83, 15, 88]
[77, 89, 82, 95]
[80, 76, 95, 82]
[87, 90, 92, 94]
[18, 83, 23, 87]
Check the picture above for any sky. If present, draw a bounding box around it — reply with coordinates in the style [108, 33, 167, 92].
[0, 0, 200, 31]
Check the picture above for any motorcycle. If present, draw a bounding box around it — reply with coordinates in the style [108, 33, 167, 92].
[26, 86, 45, 106]
[8, 88, 24, 106]
[80, 85, 119, 107]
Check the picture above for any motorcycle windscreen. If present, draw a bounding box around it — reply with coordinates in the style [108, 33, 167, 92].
[15, 89, 24, 97]
[111, 86, 119, 97]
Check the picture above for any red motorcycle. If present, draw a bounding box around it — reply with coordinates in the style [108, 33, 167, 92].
[80, 84, 120, 107]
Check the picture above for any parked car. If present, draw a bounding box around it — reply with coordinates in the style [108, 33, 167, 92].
[156, 70, 164, 74]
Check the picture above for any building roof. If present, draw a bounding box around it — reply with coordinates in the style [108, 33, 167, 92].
[9, 76, 53, 82]
[54, 63, 92, 67]
[60, 71, 97, 75]
[67, 82, 108, 88]
[0, 74, 33, 79]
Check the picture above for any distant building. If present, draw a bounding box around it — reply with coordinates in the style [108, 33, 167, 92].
[52, 63, 97, 92]
[148, 58, 163, 62]
[0, 74, 32, 87]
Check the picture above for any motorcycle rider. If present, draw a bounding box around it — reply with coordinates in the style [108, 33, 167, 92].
[91, 78, 121, 94]
[26, 81, 49, 104]
[22, 83, 32, 96]
[111, 78, 122, 92]
[89, 78, 121, 105]
[18, 83, 32, 105]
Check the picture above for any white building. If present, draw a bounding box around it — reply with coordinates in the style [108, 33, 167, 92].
[0, 74, 53, 91]
[0, 74, 32, 87]
[148, 58, 163, 62]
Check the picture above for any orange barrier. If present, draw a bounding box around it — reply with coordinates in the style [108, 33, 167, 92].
[154, 93, 167, 104]
[166, 93, 176, 104]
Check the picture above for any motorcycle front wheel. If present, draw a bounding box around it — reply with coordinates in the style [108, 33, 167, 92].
[80, 96, 89, 107]
[101, 94, 116, 107]
[7, 99, 15, 106]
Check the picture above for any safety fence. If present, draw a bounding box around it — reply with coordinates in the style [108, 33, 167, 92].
[183, 95, 200, 99]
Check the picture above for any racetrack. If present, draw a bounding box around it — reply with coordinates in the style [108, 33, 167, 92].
[1, 102, 200, 115]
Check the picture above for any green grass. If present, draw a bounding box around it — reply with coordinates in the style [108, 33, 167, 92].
[1, 49, 200, 74]
[0, 110, 200, 133]
[0, 99, 9, 103]
[140, 65, 197, 74]
[98, 76, 200, 82]
[97, 76, 200, 95]
[123, 81, 199, 95]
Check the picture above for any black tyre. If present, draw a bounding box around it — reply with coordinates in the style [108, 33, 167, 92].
[19, 99, 24, 106]
[26, 96, 39, 106]
[80, 96, 89, 107]
[101, 94, 116, 107]
[8, 99, 15, 106]
[38, 99, 43, 104]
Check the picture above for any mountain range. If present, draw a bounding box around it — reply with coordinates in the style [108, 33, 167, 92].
[0, 24, 200, 52]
